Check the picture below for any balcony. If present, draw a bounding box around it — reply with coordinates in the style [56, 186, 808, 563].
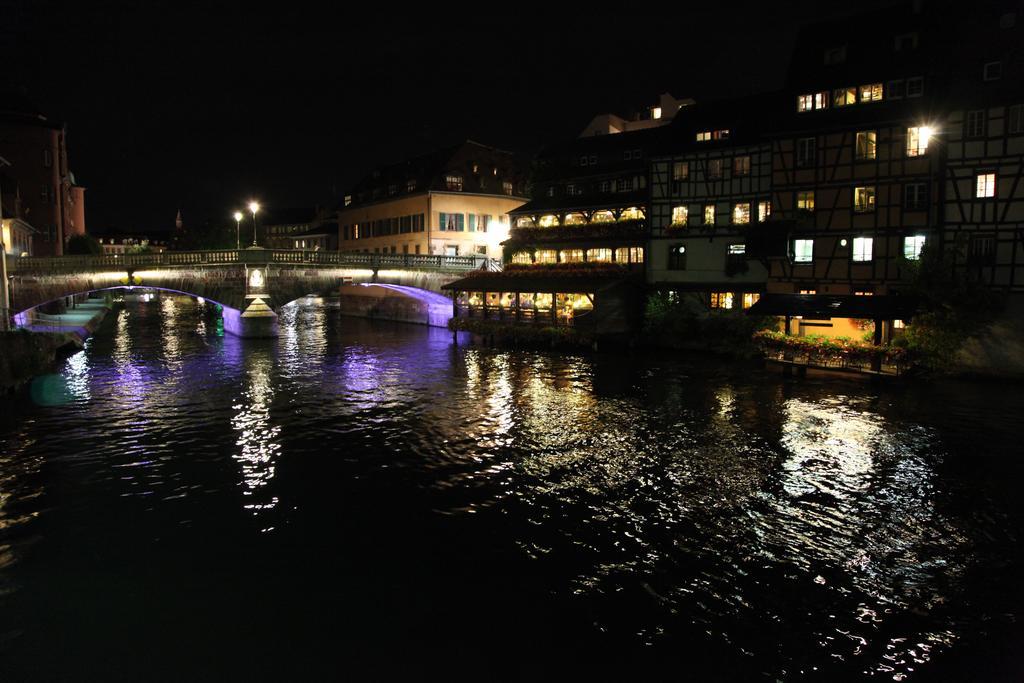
[506, 218, 646, 245]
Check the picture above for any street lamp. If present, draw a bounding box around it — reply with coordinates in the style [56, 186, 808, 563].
[233, 211, 243, 250]
[248, 201, 260, 248]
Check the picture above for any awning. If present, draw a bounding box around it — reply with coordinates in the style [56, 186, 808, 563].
[747, 294, 919, 320]
[442, 272, 632, 293]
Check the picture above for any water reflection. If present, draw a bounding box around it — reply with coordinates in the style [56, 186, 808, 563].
[0, 300, 1020, 681]
[231, 349, 281, 518]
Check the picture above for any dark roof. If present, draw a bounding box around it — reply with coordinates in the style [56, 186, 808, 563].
[342, 140, 527, 209]
[509, 190, 648, 216]
[442, 271, 633, 293]
[292, 222, 338, 237]
[259, 207, 316, 226]
[661, 93, 787, 152]
[748, 294, 919, 320]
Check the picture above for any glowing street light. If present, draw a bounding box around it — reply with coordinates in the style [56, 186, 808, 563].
[233, 211, 243, 250]
[248, 201, 261, 248]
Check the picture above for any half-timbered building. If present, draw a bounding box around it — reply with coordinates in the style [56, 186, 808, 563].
[750, 4, 943, 342]
[648, 95, 777, 311]
[444, 96, 688, 336]
[940, 5, 1024, 298]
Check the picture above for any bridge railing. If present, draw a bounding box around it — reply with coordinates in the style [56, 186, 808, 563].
[6, 249, 501, 274]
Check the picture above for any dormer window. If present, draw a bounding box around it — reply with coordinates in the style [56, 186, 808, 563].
[894, 32, 918, 51]
[445, 174, 464, 191]
[824, 45, 847, 65]
[406, 179, 417, 193]
[697, 130, 712, 141]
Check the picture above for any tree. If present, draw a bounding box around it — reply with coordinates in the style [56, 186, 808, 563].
[899, 240, 1004, 371]
[65, 234, 103, 255]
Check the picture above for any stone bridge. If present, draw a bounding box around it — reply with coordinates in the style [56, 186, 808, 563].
[3, 249, 496, 337]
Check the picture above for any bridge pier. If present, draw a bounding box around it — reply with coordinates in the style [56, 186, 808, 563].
[223, 297, 279, 338]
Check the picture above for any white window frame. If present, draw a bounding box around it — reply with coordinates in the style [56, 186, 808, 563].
[792, 239, 814, 263]
[852, 236, 873, 262]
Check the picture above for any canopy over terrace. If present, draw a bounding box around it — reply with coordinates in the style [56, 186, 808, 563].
[747, 293, 919, 320]
[749, 293, 920, 344]
[442, 272, 633, 328]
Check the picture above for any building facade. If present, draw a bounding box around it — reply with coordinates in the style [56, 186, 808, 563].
[337, 141, 529, 260]
[0, 106, 86, 256]
[445, 98, 686, 335]
[649, 96, 773, 311]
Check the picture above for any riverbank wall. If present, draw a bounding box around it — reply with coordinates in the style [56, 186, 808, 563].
[1, 299, 112, 392]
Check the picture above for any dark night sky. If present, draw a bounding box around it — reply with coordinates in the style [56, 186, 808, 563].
[2, 1, 893, 234]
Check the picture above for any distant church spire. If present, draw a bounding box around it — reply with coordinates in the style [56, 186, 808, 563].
[175, 208, 183, 231]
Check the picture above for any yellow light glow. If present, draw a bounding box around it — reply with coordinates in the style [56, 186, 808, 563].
[233, 211, 244, 222]
[919, 126, 933, 148]
[248, 201, 260, 214]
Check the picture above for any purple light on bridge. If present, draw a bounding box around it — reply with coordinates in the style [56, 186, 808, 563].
[359, 283, 453, 328]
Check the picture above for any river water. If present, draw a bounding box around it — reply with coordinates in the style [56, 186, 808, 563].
[0, 296, 1022, 681]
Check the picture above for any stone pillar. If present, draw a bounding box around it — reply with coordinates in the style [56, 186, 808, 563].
[0, 252, 9, 331]
[222, 297, 279, 338]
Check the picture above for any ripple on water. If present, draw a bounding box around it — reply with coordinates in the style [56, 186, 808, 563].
[0, 295, 1021, 680]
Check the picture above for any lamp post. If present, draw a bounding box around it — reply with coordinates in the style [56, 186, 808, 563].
[233, 211, 243, 250]
[249, 201, 260, 248]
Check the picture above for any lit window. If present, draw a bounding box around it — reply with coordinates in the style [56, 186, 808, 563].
[728, 243, 746, 255]
[856, 131, 877, 160]
[976, 172, 996, 198]
[854, 186, 876, 212]
[704, 204, 716, 225]
[893, 319, 906, 329]
[538, 214, 560, 227]
[742, 292, 761, 309]
[671, 205, 689, 225]
[615, 247, 644, 264]
[966, 110, 986, 138]
[511, 251, 532, 265]
[854, 290, 874, 296]
[708, 159, 723, 179]
[696, 131, 711, 142]
[445, 174, 464, 191]
[733, 156, 751, 175]
[586, 248, 613, 263]
[906, 126, 932, 156]
[799, 289, 817, 295]
[833, 87, 856, 106]
[534, 249, 557, 264]
[793, 239, 814, 263]
[859, 83, 883, 102]
[797, 191, 815, 212]
[620, 206, 644, 221]
[903, 235, 926, 260]
[852, 236, 873, 262]
[732, 202, 751, 224]
[798, 94, 814, 112]
[814, 91, 829, 109]
[713, 129, 730, 140]
[758, 201, 772, 222]
[592, 210, 615, 223]
[564, 212, 586, 225]
[652, 106, 662, 119]
[673, 161, 689, 181]
[710, 292, 734, 309]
